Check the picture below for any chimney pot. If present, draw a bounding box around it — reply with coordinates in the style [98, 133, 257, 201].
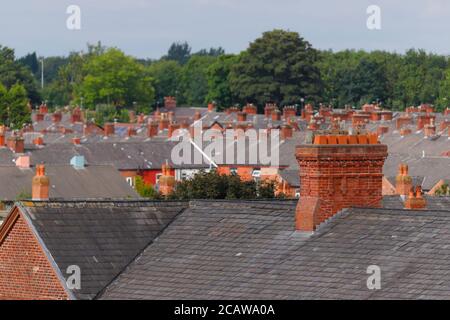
[32, 164, 49, 201]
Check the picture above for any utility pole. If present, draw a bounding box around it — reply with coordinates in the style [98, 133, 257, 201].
[40, 58, 44, 89]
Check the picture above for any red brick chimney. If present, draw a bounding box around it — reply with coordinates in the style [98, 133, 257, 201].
[71, 107, 82, 123]
[0, 129, 4, 147]
[33, 136, 44, 146]
[159, 162, 175, 196]
[7, 135, 25, 154]
[193, 111, 202, 121]
[424, 118, 436, 137]
[404, 186, 427, 210]
[283, 106, 297, 119]
[400, 128, 412, 136]
[127, 126, 137, 137]
[35, 113, 45, 122]
[295, 133, 388, 231]
[377, 125, 389, 136]
[237, 112, 247, 122]
[208, 102, 216, 112]
[168, 123, 181, 138]
[271, 109, 281, 121]
[147, 122, 159, 138]
[395, 163, 412, 196]
[280, 124, 293, 140]
[39, 104, 48, 114]
[243, 103, 257, 115]
[32, 164, 49, 201]
[264, 104, 276, 118]
[104, 123, 115, 136]
[72, 137, 81, 145]
[52, 112, 62, 123]
[396, 115, 412, 129]
[164, 96, 177, 110]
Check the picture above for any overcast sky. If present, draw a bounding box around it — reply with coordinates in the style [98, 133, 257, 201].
[2, 0, 450, 58]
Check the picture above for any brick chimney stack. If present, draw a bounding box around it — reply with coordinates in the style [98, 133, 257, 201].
[208, 102, 216, 112]
[237, 112, 247, 122]
[395, 163, 412, 197]
[159, 162, 175, 196]
[164, 96, 177, 110]
[280, 124, 293, 140]
[104, 123, 115, 136]
[424, 118, 436, 137]
[404, 186, 427, 210]
[32, 164, 49, 201]
[7, 135, 25, 154]
[147, 122, 159, 138]
[271, 109, 281, 121]
[0, 126, 4, 147]
[295, 132, 388, 231]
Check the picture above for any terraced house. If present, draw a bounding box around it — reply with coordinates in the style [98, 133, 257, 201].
[1, 132, 450, 299]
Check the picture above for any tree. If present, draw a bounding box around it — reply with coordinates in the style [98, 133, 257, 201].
[77, 48, 155, 108]
[135, 176, 161, 199]
[205, 54, 237, 110]
[148, 60, 182, 103]
[0, 46, 40, 103]
[435, 184, 450, 196]
[194, 47, 225, 57]
[169, 171, 256, 200]
[18, 52, 39, 75]
[0, 83, 30, 129]
[229, 29, 322, 108]
[179, 55, 217, 106]
[164, 41, 192, 65]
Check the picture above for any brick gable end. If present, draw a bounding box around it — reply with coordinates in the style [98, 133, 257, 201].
[0, 210, 69, 300]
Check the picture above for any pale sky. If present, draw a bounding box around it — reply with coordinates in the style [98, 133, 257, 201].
[2, 0, 450, 58]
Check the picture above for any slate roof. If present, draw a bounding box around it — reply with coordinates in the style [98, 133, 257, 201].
[18, 200, 189, 299]
[99, 199, 450, 300]
[0, 165, 140, 201]
[28, 141, 210, 170]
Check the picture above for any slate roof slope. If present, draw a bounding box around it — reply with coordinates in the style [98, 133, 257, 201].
[0, 165, 140, 201]
[18, 200, 189, 299]
[100, 200, 450, 300]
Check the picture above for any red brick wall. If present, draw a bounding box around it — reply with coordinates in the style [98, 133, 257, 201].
[0, 210, 69, 300]
[296, 144, 388, 231]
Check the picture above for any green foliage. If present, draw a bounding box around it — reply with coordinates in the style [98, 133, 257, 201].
[148, 60, 182, 103]
[0, 83, 30, 129]
[18, 52, 39, 74]
[168, 171, 280, 200]
[179, 55, 217, 106]
[0, 46, 40, 104]
[164, 41, 192, 65]
[135, 176, 161, 199]
[205, 54, 238, 110]
[94, 104, 129, 126]
[77, 48, 155, 108]
[435, 184, 450, 196]
[229, 30, 322, 108]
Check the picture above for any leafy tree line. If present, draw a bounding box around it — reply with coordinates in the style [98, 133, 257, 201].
[10, 29, 450, 125]
[134, 170, 283, 200]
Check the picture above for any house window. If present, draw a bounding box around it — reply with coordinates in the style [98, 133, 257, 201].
[126, 177, 134, 187]
[156, 173, 162, 184]
[230, 168, 238, 175]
